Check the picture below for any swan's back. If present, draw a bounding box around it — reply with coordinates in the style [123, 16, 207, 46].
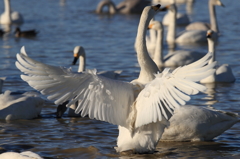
[186, 22, 211, 31]
[0, 151, 43, 159]
[0, 91, 44, 120]
[161, 105, 239, 141]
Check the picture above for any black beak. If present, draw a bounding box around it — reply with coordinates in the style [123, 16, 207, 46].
[72, 57, 78, 65]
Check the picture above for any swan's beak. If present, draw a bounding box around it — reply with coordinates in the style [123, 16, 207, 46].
[148, 23, 153, 29]
[152, 4, 161, 11]
[72, 53, 79, 65]
[159, 5, 170, 11]
[206, 32, 212, 38]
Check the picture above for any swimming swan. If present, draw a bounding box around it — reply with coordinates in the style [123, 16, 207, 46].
[161, 105, 239, 141]
[56, 46, 122, 117]
[0, 151, 43, 159]
[162, 2, 208, 44]
[96, 0, 150, 14]
[185, 0, 224, 32]
[0, 90, 44, 120]
[15, 5, 216, 154]
[200, 30, 235, 83]
[0, 0, 24, 25]
[148, 20, 205, 68]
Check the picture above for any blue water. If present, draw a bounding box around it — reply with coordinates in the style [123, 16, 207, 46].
[0, 0, 240, 158]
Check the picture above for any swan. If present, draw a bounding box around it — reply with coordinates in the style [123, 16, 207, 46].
[162, 2, 208, 44]
[0, 151, 43, 159]
[0, 0, 24, 25]
[185, 0, 224, 32]
[200, 30, 235, 83]
[0, 77, 44, 120]
[0, 90, 44, 120]
[14, 27, 38, 38]
[56, 46, 122, 117]
[96, 0, 150, 14]
[148, 20, 205, 68]
[15, 5, 216, 154]
[160, 105, 239, 141]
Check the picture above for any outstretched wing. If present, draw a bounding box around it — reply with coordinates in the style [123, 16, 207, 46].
[134, 52, 216, 128]
[15, 47, 135, 127]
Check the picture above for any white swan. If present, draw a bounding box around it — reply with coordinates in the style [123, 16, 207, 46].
[56, 46, 122, 117]
[148, 20, 205, 68]
[15, 5, 216, 154]
[200, 30, 235, 83]
[185, 0, 224, 32]
[0, 0, 24, 25]
[161, 105, 239, 141]
[0, 90, 44, 120]
[0, 151, 43, 159]
[96, 0, 150, 14]
[163, 2, 208, 44]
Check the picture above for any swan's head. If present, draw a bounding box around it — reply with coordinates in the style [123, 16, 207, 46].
[206, 30, 217, 40]
[142, 4, 161, 15]
[159, 4, 175, 12]
[72, 46, 85, 65]
[148, 20, 163, 31]
[211, 0, 224, 7]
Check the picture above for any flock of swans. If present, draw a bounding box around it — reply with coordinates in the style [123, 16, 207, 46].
[0, 0, 238, 157]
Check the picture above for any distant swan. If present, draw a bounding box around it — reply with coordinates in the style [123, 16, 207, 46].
[0, 0, 24, 24]
[16, 5, 216, 154]
[56, 46, 122, 117]
[162, 2, 208, 44]
[148, 20, 205, 68]
[0, 151, 43, 159]
[200, 30, 235, 83]
[185, 0, 224, 32]
[96, 0, 150, 14]
[14, 27, 38, 38]
[161, 105, 239, 141]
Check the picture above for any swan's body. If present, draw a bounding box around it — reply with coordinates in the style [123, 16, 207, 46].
[164, 2, 208, 44]
[162, 10, 189, 26]
[161, 105, 239, 141]
[0, 151, 43, 159]
[16, 5, 216, 153]
[0, 0, 24, 25]
[96, 0, 150, 14]
[200, 30, 235, 83]
[149, 20, 205, 68]
[186, 0, 224, 32]
[0, 90, 44, 120]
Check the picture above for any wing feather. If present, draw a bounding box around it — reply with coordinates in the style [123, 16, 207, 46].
[16, 47, 135, 127]
[134, 52, 216, 128]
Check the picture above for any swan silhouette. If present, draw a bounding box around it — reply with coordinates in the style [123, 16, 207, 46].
[15, 5, 216, 154]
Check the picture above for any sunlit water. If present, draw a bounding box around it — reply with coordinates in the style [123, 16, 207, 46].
[0, 0, 240, 158]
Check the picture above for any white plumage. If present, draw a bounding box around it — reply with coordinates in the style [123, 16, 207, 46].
[15, 5, 216, 153]
[0, 151, 43, 159]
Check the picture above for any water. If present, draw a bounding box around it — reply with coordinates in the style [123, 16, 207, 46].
[0, 0, 240, 158]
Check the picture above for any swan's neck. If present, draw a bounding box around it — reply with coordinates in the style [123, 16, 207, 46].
[1, 0, 11, 24]
[78, 53, 86, 72]
[209, 0, 218, 32]
[167, 7, 176, 44]
[153, 29, 164, 67]
[135, 11, 159, 83]
[4, 0, 11, 13]
[207, 38, 216, 64]
[96, 0, 118, 14]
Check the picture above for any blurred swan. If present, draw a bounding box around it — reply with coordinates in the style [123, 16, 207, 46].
[148, 20, 205, 68]
[162, 11, 190, 26]
[161, 105, 239, 141]
[56, 46, 122, 117]
[14, 27, 38, 38]
[96, 0, 150, 14]
[0, 151, 43, 159]
[162, 2, 208, 44]
[0, 90, 44, 120]
[15, 5, 216, 153]
[200, 30, 235, 83]
[186, 0, 224, 32]
[0, 0, 24, 24]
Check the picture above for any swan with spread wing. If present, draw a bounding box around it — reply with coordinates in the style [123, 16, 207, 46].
[15, 5, 216, 154]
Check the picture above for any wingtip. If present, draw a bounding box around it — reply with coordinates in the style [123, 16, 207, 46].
[20, 46, 27, 56]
